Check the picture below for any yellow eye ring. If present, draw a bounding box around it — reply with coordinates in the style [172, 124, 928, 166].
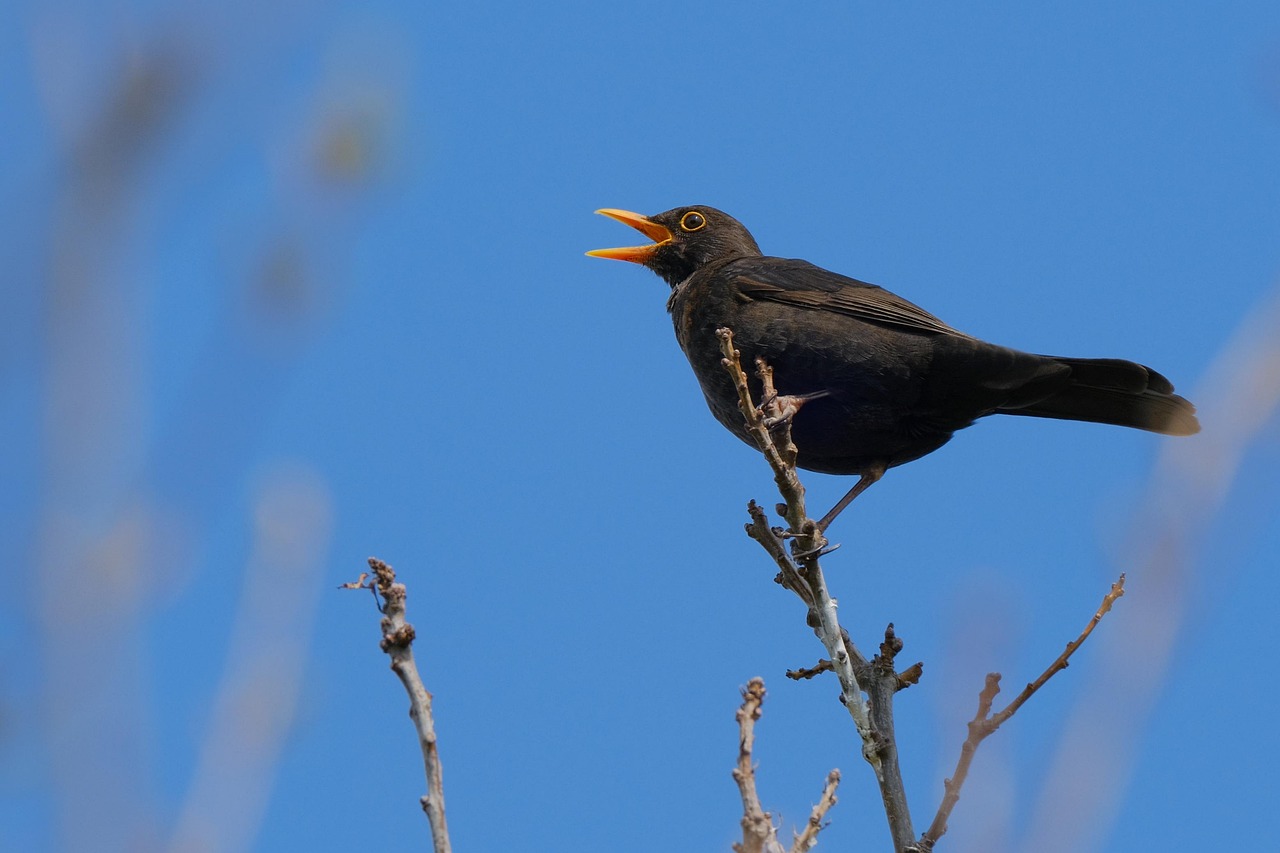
[680, 211, 707, 232]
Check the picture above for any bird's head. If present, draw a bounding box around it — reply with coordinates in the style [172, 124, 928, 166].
[587, 206, 762, 287]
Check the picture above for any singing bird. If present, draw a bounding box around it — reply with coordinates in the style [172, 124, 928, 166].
[589, 205, 1199, 529]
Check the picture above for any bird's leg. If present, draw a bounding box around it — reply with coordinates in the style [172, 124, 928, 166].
[816, 464, 886, 531]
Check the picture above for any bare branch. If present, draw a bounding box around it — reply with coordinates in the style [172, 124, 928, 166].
[744, 500, 813, 608]
[791, 770, 841, 853]
[1022, 282, 1280, 850]
[785, 659, 834, 681]
[716, 328, 821, 552]
[732, 678, 784, 853]
[917, 674, 1002, 852]
[990, 573, 1125, 728]
[718, 329, 877, 751]
[171, 466, 332, 853]
[918, 574, 1127, 850]
[896, 661, 924, 689]
[351, 558, 452, 853]
[732, 679, 839, 853]
[718, 328, 919, 851]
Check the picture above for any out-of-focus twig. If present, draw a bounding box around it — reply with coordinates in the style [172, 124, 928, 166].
[35, 40, 195, 853]
[351, 557, 451, 853]
[171, 465, 332, 853]
[918, 574, 1127, 850]
[1021, 283, 1280, 851]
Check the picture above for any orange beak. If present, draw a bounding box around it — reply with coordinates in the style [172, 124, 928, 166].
[586, 209, 673, 264]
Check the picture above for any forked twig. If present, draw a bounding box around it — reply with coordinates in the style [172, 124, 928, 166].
[716, 325, 1122, 852]
[717, 329, 815, 547]
[718, 327, 922, 851]
[717, 328, 878, 763]
[732, 678, 840, 853]
[791, 770, 841, 853]
[918, 574, 1127, 849]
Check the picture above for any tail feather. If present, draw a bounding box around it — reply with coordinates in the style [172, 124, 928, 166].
[997, 356, 1199, 436]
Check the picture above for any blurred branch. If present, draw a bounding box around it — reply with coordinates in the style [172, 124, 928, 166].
[918, 574, 1126, 850]
[171, 465, 332, 853]
[1022, 282, 1280, 851]
[731, 678, 839, 853]
[718, 328, 920, 852]
[27, 16, 402, 853]
[349, 558, 451, 853]
[34, 37, 198, 853]
[68, 47, 193, 203]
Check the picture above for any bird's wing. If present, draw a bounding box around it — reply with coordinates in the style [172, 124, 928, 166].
[731, 257, 969, 338]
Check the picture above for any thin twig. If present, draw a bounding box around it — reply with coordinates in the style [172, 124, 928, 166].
[352, 558, 452, 853]
[732, 679, 839, 853]
[990, 573, 1126, 727]
[918, 574, 1127, 850]
[732, 678, 784, 853]
[755, 357, 800, 470]
[786, 659, 834, 681]
[917, 674, 1001, 853]
[717, 329, 878, 760]
[865, 624, 919, 851]
[744, 500, 813, 608]
[791, 770, 841, 853]
[896, 661, 924, 689]
[716, 329, 820, 554]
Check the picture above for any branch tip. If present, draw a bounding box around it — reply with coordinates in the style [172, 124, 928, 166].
[353, 557, 452, 853]
[921, 576, 1126, 848]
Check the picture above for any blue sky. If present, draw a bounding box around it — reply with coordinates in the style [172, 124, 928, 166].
[4, 2, 1279, 851]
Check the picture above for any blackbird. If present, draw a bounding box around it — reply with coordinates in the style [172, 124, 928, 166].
[588, 205, 1199, 529]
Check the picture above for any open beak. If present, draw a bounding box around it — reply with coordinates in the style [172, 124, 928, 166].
[586, 209, 673, 264]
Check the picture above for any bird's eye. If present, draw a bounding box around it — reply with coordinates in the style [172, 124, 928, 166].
[680, 211, 706, 232]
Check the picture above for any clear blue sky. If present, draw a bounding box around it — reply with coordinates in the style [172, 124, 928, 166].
[4, 2, 1279, 851]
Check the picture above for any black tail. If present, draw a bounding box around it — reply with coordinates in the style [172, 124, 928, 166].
[997, 356, 1200, 436]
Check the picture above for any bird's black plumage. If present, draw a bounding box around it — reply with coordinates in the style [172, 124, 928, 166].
[589, 205, 1199, 522]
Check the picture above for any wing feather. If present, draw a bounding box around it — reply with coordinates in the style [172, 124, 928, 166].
[730, 258, 968, 338]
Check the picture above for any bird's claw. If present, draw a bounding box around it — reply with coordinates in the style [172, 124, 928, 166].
[762, 390, 831, 430]
[762, 394, 804, 429]
[791, 541, 841, 561]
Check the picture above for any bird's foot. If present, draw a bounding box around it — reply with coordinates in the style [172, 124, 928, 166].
[791, 540, 841, 561]
[761, 390, 829, 429]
